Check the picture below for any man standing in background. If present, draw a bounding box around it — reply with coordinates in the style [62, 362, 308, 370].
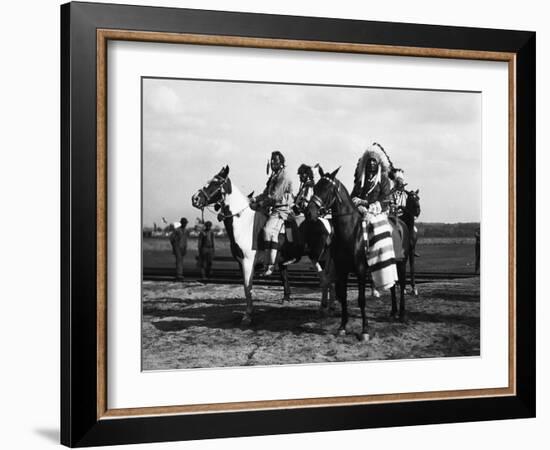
[169, 217, 188, 281]
[198, 221, 215, 279]
[474, 229, 480, 274]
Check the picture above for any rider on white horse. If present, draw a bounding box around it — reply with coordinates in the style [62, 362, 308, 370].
[252, 151, 293, 276]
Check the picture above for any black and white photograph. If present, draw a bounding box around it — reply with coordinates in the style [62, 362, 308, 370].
[141, 77, 481, 370]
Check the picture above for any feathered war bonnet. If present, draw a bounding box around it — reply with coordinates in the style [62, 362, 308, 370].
[353, 142, 391, 188]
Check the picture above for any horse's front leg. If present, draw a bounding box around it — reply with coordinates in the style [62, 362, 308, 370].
[328, 283, 336, 313]
[357, 273, 369, 341]
[241, 256, 255, 326]
[314, 261, 330, 313]
[390, 285, 398, 319]
[335, 272, 349, 335]
[409, 249, 418, 297]
[398, 260, 407, 322]
[278, 262, 291, 303]
[319, 272, 328, 313]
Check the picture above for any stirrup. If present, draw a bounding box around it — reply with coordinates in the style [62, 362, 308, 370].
[263, 264, 275, 276]
[282, 258, 297, 266]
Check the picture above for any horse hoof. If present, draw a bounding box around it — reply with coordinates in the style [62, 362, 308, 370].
[413, 288, 419, 297]
[399, 314, 407, 323]
[360, 333, 370, 342]
[337, 328, 346, 336]
[241, 314, 252, 326]
[389, 311, 398, 321]
[281, 296, 291, 304]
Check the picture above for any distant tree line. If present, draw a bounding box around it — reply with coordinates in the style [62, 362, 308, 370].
[415, 222, 480, 238]
[144, 221, 480, 239]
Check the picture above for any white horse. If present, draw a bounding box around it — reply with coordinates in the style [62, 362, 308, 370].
[191, 166, 334, 325]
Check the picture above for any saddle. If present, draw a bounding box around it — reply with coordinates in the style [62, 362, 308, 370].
[252, 211, 269, 251]
[251, 211, 300, 251]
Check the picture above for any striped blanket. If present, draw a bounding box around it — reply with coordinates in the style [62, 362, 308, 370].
[363, 213, 398, 290]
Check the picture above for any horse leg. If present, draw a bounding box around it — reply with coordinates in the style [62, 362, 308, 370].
[278, 262, 291, 303]
[336, 272, 349, 335]
[357, 274, 370, 341]
[319, 271, 329, 314]
[398, 261, 407, 322]
[326, 257, 337, 314]
[315, 261, 331, 314]
[241, 256, 255, 326]
[409, 248, 418, 297]
[390, 285, 398, 319]
[329, 283, 337, 314]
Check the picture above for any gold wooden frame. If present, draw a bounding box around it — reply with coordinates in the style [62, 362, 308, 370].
[96, 29, 516, 420]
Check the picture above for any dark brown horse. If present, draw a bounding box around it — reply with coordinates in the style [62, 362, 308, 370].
[306, 168, 410, 340]
[392, 189, 421, 296]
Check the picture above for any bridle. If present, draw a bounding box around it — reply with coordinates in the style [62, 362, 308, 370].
[198, 175, 230, 206]
[309, 176, 342, 217]
[197, 175, 248, 221]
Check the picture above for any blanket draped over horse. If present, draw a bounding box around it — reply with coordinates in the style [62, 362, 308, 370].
[366, 213, 398, 290]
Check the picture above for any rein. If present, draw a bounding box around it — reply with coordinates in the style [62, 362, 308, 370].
[214, 204, 249, 221]
[310, 176, 355, 218]
[200, 177, 249, 221]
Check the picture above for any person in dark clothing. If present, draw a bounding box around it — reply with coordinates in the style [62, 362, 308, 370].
[169, 217, 188, 281]
[474, 229, 480, 274]
[198, 221, 215, 279]
[351, 157, 392, 215]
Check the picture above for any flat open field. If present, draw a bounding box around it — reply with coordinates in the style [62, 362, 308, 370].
[142, 235, 480, 370]
[142, 277, 480, 370]
[143, 236, 479, 275]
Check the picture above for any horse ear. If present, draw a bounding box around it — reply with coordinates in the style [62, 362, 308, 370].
[318, 165, 325, 177]
[219, 165, 229, 178]
[224, 178, 232, 194]
[330, 167, 341, 179]
[415, 189, 419, 195]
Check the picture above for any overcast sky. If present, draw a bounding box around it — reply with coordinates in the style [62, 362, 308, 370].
[142, 77, 481, 227]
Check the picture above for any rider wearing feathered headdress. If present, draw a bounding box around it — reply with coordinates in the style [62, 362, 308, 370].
[352, 143, 399, 291]
[351, 143, 392, 216]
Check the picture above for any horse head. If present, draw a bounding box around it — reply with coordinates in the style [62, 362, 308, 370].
[406, 189, 421, 218]
[306, 166, 341, 221]
[191, 165, 232, 210]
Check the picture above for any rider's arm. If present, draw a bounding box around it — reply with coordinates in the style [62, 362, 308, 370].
[350, 183, 366, 206]
[378, 176, 392, 211]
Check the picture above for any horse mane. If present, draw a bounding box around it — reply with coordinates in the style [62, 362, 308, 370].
[332, 177, 359, 216]
[353, 143, 391, 187]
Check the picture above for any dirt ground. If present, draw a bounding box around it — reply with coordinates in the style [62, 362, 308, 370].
[142, 278, 479, 370]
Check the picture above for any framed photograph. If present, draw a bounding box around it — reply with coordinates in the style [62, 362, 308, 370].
[61, 1, 535, 447]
